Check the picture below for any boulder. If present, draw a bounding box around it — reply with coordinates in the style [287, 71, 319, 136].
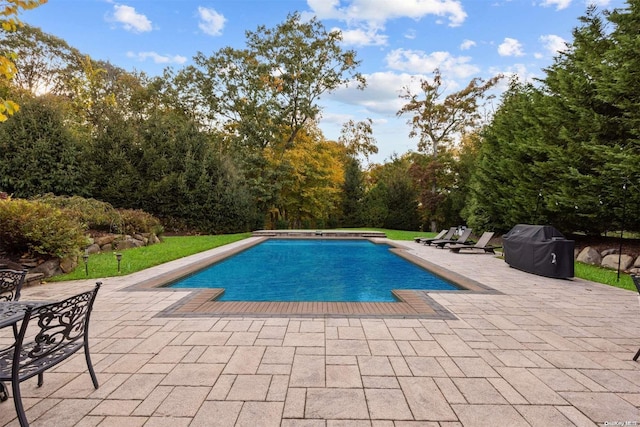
[601, 254, 634, 271]
[133, 233, 148, 245]
[86, 243, 101, 254]
[116, 236, 145, 250]
[31, 258, 62, 278]
[59, 256, 78, 274]
[94, 235, 117, 247]
[576, 247, 602, 265]
[601, 248, 618, 257]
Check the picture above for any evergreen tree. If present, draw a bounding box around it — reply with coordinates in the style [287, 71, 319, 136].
[340, 156, 365, 227]
[0, 94, 88, 197]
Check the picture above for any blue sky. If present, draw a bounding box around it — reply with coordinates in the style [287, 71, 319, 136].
[20, 0, 626, 163]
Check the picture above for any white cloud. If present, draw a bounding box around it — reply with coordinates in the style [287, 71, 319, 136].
[460, 39, 476, 50]
[538, 0, 572, 10]
[334, 26, 388, 46]
[498, 37, 524, 57]
[112, 4, 152, 33]
[127, 51, 187, 64]
[327, 71, 418, 115]
[306, 0, 467, 27]
[385, 48, 479, 78]
[539, 34, 567, 55]
[198, 6, 226, 36]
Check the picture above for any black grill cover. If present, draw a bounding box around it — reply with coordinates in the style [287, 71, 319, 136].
[503, 224, 574, 278]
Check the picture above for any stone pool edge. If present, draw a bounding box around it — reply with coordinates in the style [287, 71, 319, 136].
[122, 236, 500, 319]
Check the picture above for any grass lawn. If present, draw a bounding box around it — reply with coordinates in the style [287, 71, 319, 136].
[50, 233, 251, 281]
[49, 228, 636, 292]
[575, 262, 635, 291]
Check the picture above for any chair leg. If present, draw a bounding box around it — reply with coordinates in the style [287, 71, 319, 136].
[634, 348, 640, 361]
[11, 381, 29, 427]
[37, 373, 43, 387]
[0, 381, 8, 402]
[84, 345, 99, 389]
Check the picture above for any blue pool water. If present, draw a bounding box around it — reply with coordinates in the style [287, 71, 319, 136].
[169, 239, 459, 302]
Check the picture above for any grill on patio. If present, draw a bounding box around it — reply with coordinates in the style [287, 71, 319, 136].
[502, 224, 574, 278]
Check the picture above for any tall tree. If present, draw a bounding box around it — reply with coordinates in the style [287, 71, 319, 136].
[364, 155, 420, 231]
[397, 69, 501, 157]
[1, 23, 82, 95]
[266, 125, 345, 228]
[176, 13, 365, 224]
[538, 4, 631, 233]
[397, 69, 501, 230]
[179, 13, 365, 152]
[0, 93, 88, 197]
[340, 156, 366, 227]
[464, 79, 548, 232]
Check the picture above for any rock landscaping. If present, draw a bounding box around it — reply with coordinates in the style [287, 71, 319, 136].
[0, 232, 161, 281]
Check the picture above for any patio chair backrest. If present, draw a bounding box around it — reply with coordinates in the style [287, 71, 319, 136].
[12, 283, 101, 382]
[475, 232, 495, 248]
[441, 228, 457, 240]
[452, 228, 473, 244]
[0, 269, 27, 302]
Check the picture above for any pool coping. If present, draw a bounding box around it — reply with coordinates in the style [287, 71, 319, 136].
[124, 236, 501, 319]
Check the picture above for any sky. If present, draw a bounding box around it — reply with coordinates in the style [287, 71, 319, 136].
[19, 0, 627, 164]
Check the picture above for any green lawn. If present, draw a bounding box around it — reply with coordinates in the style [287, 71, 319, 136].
[341, 228, 436, 240]
[50, 233, 251, 281]
[49, 229, 636, 293]
[574, 262, 635, 291]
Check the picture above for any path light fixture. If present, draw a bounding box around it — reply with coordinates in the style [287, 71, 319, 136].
[82, 250, 89, 277]
[116, 253, 122, 273]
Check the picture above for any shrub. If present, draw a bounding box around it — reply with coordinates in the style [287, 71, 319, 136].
[34, 194, 124, 233]
[118, 209, 164, 236]
[33, 194, 164, 236]
[0, 198, 88, 259]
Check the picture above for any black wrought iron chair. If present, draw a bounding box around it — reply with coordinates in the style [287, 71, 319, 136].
[632, 275, 640, 361]
[0, 269, 27, 302]
[0, 283, 101, 427]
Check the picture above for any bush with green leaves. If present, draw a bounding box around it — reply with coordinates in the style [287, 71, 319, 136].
[0, 198, 88, 259]
[33, 194, 164, 236]
[34, 194, 124, 233]
[118, 209, 164, 236]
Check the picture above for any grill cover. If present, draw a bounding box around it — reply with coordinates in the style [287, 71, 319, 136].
[502, 224, 574, 278]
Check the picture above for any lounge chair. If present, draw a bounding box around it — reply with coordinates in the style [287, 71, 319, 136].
[432, 228, 473, 248]
[422, 227, 457, 246]
[414, 229, 446, 244]
[449, 231, 500, 253]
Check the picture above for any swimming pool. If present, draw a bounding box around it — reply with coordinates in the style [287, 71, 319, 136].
[168, 239, 459, 302]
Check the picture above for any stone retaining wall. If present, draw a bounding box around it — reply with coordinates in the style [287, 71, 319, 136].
[1, 232, 161, 281]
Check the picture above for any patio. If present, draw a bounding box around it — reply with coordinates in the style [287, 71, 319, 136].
[1, 237, 639, 426]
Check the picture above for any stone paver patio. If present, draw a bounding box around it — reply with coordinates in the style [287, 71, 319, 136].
[1, 237, 639, 426]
